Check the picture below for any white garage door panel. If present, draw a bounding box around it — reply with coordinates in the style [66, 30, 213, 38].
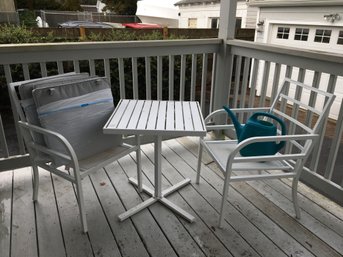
[261, 24, 343, 120]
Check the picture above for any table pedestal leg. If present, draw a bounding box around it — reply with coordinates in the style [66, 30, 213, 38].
[118, 136, 195, 223]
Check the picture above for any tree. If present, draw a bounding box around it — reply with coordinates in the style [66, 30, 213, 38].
[61, 0, 82, 11]
[101, 0, 138, 15]
[15, 0, 62, 10]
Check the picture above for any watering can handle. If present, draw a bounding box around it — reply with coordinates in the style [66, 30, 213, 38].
[251, 112, 287, 151]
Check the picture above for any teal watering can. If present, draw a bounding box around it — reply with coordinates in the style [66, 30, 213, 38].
[223, 106, 287, 156]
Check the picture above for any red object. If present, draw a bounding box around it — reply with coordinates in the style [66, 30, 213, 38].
[123, 23, 162, 29]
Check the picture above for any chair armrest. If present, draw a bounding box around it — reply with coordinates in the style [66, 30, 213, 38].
[18, 121, 79, 169]
[226, 134, 318, 167]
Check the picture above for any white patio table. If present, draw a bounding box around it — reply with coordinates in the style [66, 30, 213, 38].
[104, 99, 206, 222]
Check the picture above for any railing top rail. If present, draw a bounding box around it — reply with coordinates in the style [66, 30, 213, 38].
[227, 39, 343, 76]
[227, 39, 343, 65]
[0, 39, 222, 65]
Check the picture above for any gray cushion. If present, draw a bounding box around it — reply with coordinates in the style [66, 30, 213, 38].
[33, 77, 121, 165]
[18, 72, 90, 146]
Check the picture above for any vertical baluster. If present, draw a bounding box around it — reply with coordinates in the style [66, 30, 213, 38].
[280, 65, 293, 113]
[248, 58, 259, 108]
[132, 57, 139, 99]
[271, 63, 281, 102]
[259, 60, 270, 107]
[209, 53, 217, 114]
[157, 56, 163, 100]
[145, 57, 152, 100]
[280, 65, 293, 153]
[200, 53, 208, 114]
[225, 54, 235, 107]
[239, 57, 250, 107]
[311, 74, 337, 173]
[0, 114, 9, 157]
[291, 68, 305, 119]
[305, 71, 321, 126]
[89, 59, 96, 76]
[73, 60, 80, 73]
[40, 62, 48, 77]
[237, 57, 250, 122]
[286, 68, 305, 153]
[22, 64, 30, 80]
[325, 98, 343, 181]
[104, 59, 111, 85]
[232, 55, 242, 108]
[190, 54, 197, 101]
[4, 65, 25, 155]
[168, 55, 174, 100]
[57, 61, 64, 74]
[118, 58, 126, 99]
[179, 55, 186, 101]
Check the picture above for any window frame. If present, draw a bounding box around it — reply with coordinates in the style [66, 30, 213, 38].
[294, 27, 309, 41]
[276, 27, 290, 39]
[314, 29, 332, 44]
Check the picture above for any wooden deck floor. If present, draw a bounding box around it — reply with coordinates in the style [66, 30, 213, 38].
[1, 137, 342, 257]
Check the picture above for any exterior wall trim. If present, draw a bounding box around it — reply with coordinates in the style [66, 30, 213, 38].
[249, 0, 343, 7]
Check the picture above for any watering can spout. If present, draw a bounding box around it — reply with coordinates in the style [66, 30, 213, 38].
[222, 106, 243, 138]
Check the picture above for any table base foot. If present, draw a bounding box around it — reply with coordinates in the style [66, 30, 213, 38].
[119, 177, 195, 222]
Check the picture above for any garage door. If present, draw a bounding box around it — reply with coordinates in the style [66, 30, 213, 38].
[264, 24, 343, 119]
[270, 24, 343, 53]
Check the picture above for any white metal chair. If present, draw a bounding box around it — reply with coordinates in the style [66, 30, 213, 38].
[9, 73, 142, 233]
[196, 77, 335, 227]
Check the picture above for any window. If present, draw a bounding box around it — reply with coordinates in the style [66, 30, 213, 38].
[294, 28, 309, 41]
[337, 31, 343, 45]
[314, 29, 331, 43]
[235, 17, 242, 29]
[277, 27, 290, 39]
[188, 18, 197, 28]
[210, 18, 219, 29]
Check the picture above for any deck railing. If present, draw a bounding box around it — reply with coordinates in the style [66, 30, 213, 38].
[223, 39, 343, 204]
[0, 38, 342, 204]
[0, 39, 221, 166]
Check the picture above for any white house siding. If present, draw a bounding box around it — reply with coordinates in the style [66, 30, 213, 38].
[246, 6, 259, 28]
[253, 6, 343, 119]
[178, 3, 220, 28]
[177, 1, 257, 29]
[136, 0, 179, 27]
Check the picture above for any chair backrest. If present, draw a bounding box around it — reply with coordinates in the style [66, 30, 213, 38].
[269, 77, 335, 136]
[9, 73, 122, 165]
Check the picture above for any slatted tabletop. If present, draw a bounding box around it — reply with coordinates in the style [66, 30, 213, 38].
[104, 99, 206, 137]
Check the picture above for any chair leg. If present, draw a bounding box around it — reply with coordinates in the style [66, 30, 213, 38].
[218, 173, 231, 228]
[196, 139, 203, 184]
[292, 177, 301, 219]
[136, 135, 142, 192]
[75, 178, 88, 233]
[32, 163, 39, 202]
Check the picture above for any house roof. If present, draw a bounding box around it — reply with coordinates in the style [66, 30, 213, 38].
[174, 0, 220, 6]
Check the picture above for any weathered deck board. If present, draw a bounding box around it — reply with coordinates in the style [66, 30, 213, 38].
[119, 153, 208, 257]
[162, 141, 314, 257]
[89, 169, 149, 257]
[0, 170, 12, 257]
[35, 170, 65, 257]
[176, 137, 343, 257]
[11, 167, 38, 257]
[0, 138, 342, 257]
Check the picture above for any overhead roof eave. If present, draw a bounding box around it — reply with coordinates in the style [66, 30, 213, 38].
[248, 0, 343, 7]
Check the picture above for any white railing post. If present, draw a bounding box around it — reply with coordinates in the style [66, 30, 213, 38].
[213, 0, 237, 112]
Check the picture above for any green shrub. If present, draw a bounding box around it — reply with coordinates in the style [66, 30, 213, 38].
[0, 25, 37, 44]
